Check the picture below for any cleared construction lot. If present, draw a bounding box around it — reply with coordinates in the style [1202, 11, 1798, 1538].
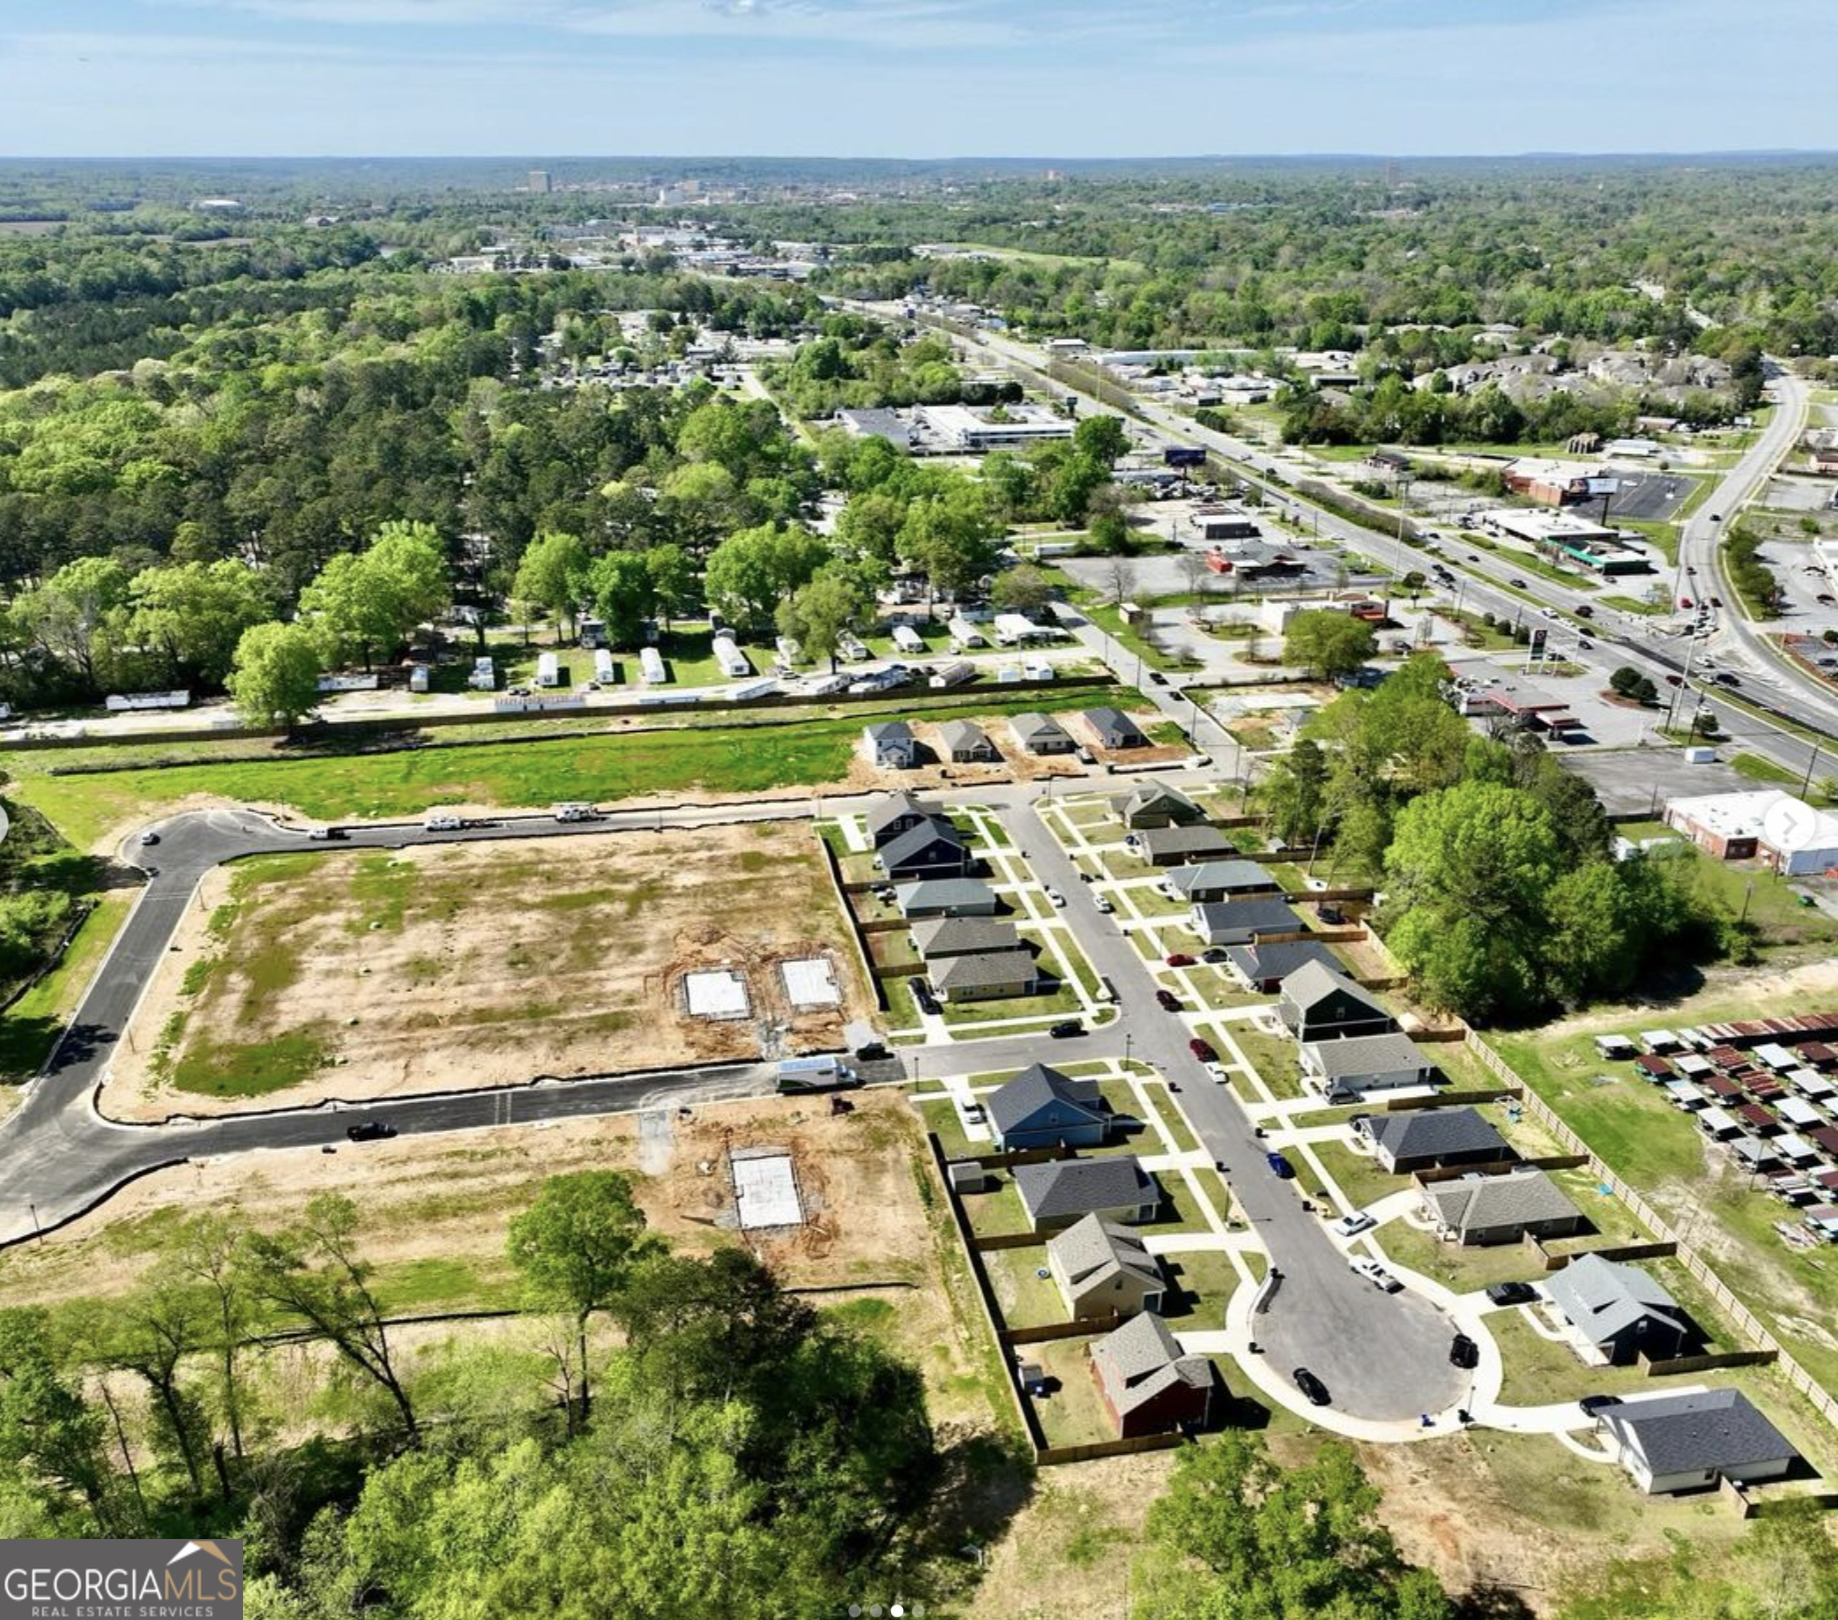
[106, 821, 870, 1118]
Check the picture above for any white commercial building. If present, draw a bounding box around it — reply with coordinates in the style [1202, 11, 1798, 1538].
[1663, 789, 1838, 877]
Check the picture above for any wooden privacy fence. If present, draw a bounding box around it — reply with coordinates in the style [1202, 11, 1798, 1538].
[1037, 1433, 1183, 1467]
[1644, 1349, 1777, 1378]
[815, 838, 885, 1013]
[1464, 1028, 1838, 1433]
[1004, 1314, 1123, 1347]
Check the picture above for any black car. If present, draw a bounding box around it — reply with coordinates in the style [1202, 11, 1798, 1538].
[910, 981, 940, 1017]
[1147, 670, 1168, 686]
[1048, 1020, 1085, 1039]
[1449, 1333, 1479, 1370]
[1293, 1367, 1331, 1407]
[346, 1120, 396, 1142]
[1484, 1281, 1537, 1306]
[1201, 947, 1230, 965]
[853, 1041, 889, 1062]
[1713, 671, 1741, 688]
[1579, 1393, 1623, 1416]
[1155, 989, 1183, 1012]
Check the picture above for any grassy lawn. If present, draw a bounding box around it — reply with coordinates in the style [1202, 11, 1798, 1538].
[1143, 1086, 1201, 1154]
[1231, 1024, 1307, 1100]
[1119, 884, 1191, 919]
[1142, 1169, 1210, 1235]
[960, 1175, 1035, 1238]
[1025, 1335, 1118, 1448]
[1189, 966, 1268, 1010]
[1376, 1221, 1549, 1295]
[1600, 593, 1667, 616]
[1194, 1167, 1233, 1222]
[1163, 1249, 1240, 1326]
[11, 687, 1144, 847]
[982, 1245, 1064, 1330]
[1310, 1138, 1401, 1214]
[913, 1095, 980, 1160]
[940, 981, 1084, 1028]
[0, 892, 133, 1083]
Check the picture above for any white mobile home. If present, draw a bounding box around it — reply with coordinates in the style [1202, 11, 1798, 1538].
[712, 634, 752, 678]
[639, 646, 668, 684]
[593, 649, 616, 683]
[892, 624, 926, 655]
[536, 652, 561, 688]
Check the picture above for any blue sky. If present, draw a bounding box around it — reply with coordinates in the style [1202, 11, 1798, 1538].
[0, 0, 1829, 158]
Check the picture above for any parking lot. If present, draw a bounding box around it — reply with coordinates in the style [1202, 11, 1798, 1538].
[1558, 748, 1755, 816]
[1599, 469, 1696, 522]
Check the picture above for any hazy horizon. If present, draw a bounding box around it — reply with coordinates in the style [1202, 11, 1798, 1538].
[0, 0, 1828, 159]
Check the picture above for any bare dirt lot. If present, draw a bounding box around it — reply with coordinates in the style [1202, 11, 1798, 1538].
[105, 820, 872, 1119]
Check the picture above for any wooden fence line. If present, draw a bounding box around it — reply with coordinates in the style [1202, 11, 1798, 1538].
[1464, 1028, 1838, 1431]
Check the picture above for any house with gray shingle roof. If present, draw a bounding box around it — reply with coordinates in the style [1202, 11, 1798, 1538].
[986, 1064, 1111, 1151]
[910, 916, 1021, 960]
[1278, 959, 1394, 1041]
[1600, 1390, 1798, 1494]
[1088, 1311, 1215, 1437]
[1421, 1169, 1585, 1246]
[1225, 940, 1343, 992]
[938, 719, 1000, 763]
[1084, 706, 1149, 750]
[1113, 783, 1204, 830]
[866, 790, 932, 846]
[1046, 1216, 1166, 1321]
[1013, 1155, 1160, 1232]
[1363, 1107, 1507, 1172]
[1301, 1031, 1435, 1101]
[877, 817, 967, 881]
[1141, 824, 1232, 866]
[895, 878, 998, 918]
[1161, 859, 1277, 903]
[1545, 1254, 1696, 1365]
[1009, 712, 1075, 755]
[863, 720, 919, 769]
[931, 949, 1041, 1002]
[1189, 896, 1302, 947]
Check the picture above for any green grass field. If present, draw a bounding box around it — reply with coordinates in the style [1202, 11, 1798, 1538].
[0, 892, 133, 1082]
[10, 688, 1139, 847]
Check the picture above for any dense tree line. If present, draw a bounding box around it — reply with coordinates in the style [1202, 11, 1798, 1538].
[0, 1173, 941, 1618]
[1259, 654, 1723, 1022]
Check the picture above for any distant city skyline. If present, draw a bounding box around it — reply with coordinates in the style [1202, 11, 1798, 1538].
[0, 0, 1828, 158]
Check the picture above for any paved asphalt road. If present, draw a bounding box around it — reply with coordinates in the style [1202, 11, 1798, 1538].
[998, 798, 1464, 1421]
[0, 778, 1464, 1418]
[857, 299, 1837, 780]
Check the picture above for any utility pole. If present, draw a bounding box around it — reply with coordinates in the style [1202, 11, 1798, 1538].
[1800, 742, 1822, 801]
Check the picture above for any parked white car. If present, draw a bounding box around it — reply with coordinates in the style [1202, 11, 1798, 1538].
[1331, 1211, 1376, 1238]
[1349, 1256, 1402, 1292]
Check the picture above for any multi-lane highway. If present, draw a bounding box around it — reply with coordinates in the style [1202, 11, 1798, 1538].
[855, 299, 1836, 781]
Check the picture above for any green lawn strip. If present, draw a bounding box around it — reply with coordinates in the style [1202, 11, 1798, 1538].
[1142, 1168, 1208, 1234]
[913, 1097, 978, 1161]
[1162, 1249, 1239, 1326]
[1615, 518, 1680, 567]
[1308, 1139, 1400, 1214]
[939, 982, 1084, 1028]
[1144, 1088, 1202, 1155]
[1194, 1167, 1233, 1222]
[12, 687, 1145, 847]
[1080, 601, 1202, 674]
[0, 892, 133, 1082]
[960, 1175, 1034, 1238]
[1374, 1222, 1548, 1294]
[1599, 594, 1666, 616]
[1230, 1024, 1307, 1100]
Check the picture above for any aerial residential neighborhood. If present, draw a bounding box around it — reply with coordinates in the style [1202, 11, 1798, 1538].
[1, 8, 1837, 1616]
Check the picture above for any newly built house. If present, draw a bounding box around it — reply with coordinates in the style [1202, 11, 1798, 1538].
[866, 791, 932, 846]
[910, 917, 1021, 959]
[1139, 825, 1233, 866]
[931, 949, 1041, 1003]
[1301, 1031, 1435, 1101]
[863, 721, 920, 769]
[1084, 706, 1150, 750]
[1114, 784, 1205, 830]
[1599, 1390, 1798, 1495]
[1225, 939, 1344, 993]
[938, 719, 1000, 763]
[1544, 1254, 1697, 1365]
[1046, 1216, 1167, 1320]
[1088, 1311, 1215, 1438]
[1188, 896, 1302, 948]
[1161, 860, 1279, 904]
[986, 1064, 1112, 1151]
[1421, 1169, 1586, 1246]
[1363, 1108, 1508, 1173]
[1013, 1156, 1161, 1232]
[1278, 960, 1394, 1041]
[895, 878, 999, 918]
[876, 817, 969, 881]
[1010, 712, 1076, 755]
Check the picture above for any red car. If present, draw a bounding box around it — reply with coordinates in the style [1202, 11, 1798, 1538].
[1189, 1037, 1218, 1063]
[1680, 597, 1693, 609]
[1165, 953, 1196, 967]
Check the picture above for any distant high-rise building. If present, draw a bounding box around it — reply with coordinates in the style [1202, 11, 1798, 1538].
[528, 169, 552, 194]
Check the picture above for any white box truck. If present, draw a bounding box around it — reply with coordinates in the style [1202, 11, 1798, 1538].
[776, 1055, 859, 1093]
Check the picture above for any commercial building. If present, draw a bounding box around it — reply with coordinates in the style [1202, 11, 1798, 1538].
[922, 404, 1074, 453]
[1503, 458, 1598, 506]
[1663, 789, 1838, 877]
